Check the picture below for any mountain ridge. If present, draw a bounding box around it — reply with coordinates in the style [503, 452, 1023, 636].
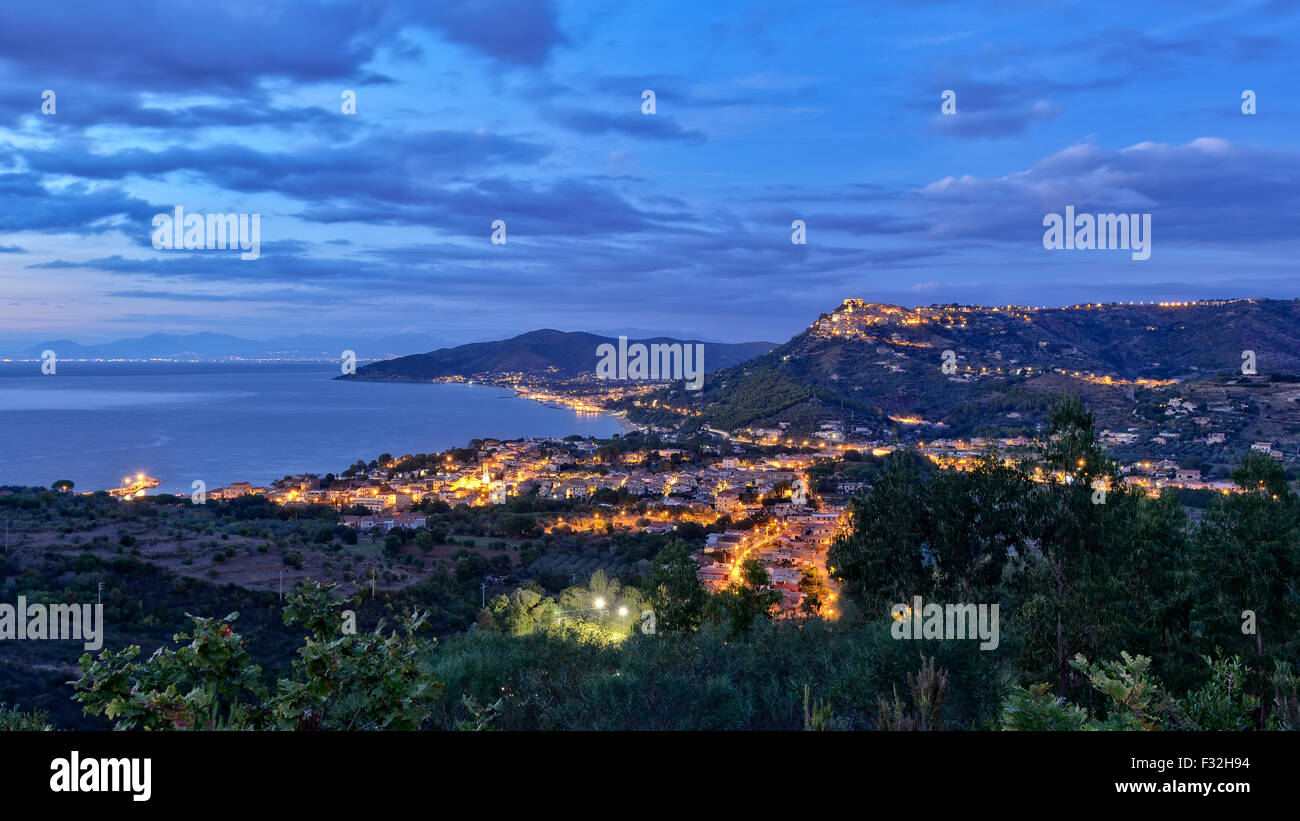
[631, 297, 1300, 445]
[341, 329, 779, 382]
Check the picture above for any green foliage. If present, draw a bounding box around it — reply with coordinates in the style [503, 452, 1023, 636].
[427, 617, 1004, 730]
[1177, 654, 1260, 731]
[1069, 652, 1170, 730]
[1002, 651, 1266, 731]
[72, 582, 445, 731]
[797, 566, 831, 616]
[830, 395, 1300, 728]
[273, 587, 441, 730]
[1000, 684, 1089, 731]
[645, 539, 709, 634]
[874, 656, 950, 731]
[715, 558, 781, 638]
[72, 612, 266, 730]
[802, 683, 841, 731]
[0, 702, 54, 731]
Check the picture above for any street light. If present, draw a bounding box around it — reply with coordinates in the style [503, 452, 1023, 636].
[593, 597, 605, 609]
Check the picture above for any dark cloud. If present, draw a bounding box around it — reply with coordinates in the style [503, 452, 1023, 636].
[928, 100, 1062, 137]
[0, 0, 566, 93]
[0, 172, 161, 234]
[295, 176, 696, 236]
[539, 106, 705, 141]
[0, 85, 348, 132]
[587, 74, 819, 109]
[405, 0, 568, 66]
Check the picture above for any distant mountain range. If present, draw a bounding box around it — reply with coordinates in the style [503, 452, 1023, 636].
[633, 298, 1300, 442]
[3, 332, 454, 360]
[341, 329, 779, 381]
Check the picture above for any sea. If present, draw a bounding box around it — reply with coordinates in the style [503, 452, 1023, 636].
[0, 362, 622, 493]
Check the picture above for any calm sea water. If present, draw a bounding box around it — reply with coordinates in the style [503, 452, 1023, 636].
[0, 363, 621, 492]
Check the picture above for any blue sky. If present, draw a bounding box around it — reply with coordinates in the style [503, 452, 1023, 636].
[1, 0, 1298, 347]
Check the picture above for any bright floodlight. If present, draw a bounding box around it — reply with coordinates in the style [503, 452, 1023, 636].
[618, 607, 628, 617]
[594, 597, 606, 609]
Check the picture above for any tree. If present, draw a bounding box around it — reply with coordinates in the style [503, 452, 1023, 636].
[1028, 396, 1128, 698]
[828, 451, 930, 614]
[72, 612, 266, 730]
[501, 513, 536, 538]
[52, 479, 74, 493]
[383, 532, 404, 558]
[797, 566, 831, 617]
[273, 583, 441, 730]
[646, 539, 710, 633]
[718, 558, 781, 638]
[558, 569, 645, 634]
[1000, 652, 1170, 731]
[1184, 451, 1300, 715]
[455, 552, 490, 582]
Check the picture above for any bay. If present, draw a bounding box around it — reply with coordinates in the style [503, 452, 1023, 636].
[0, 362, 621, 493]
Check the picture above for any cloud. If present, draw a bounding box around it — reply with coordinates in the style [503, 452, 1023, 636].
[406, 0, 568, 66]
[539, 106, 705, 141]
[912, 137, 1300, 245]
[929, 99, 1062, 137]
[0, 0, 566, 93]
[0, 172, 161, 234]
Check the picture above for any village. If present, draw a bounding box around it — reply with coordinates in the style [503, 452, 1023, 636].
[191, 436, 849, 615]
[150, 398, 1274, 618]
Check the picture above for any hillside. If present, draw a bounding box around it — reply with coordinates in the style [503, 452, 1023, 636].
[631, 298, 1300, 446]
[341, 329, 777, 382]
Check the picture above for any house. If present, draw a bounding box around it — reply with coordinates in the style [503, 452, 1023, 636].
[383, 513, 427, 530]
[713, 490, 743, 513]
[1175, 468, 1201, 482]
[696, 564, 732, 589]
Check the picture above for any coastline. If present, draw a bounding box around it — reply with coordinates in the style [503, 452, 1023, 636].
[0, 367, 625, 492]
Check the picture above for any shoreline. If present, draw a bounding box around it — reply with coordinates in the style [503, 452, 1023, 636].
[2, 371, 627, 493]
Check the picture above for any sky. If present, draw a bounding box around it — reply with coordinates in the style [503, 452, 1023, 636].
[1, 0, 1298, 348]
